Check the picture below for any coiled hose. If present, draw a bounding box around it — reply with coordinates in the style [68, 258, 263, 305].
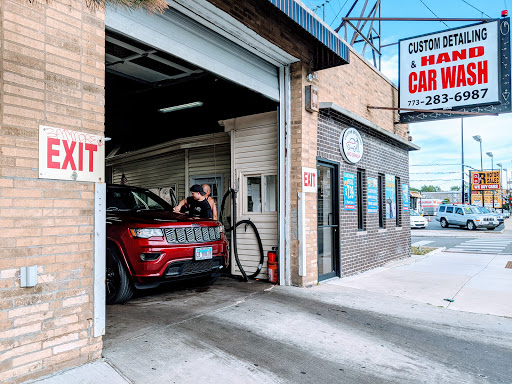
[220, 188, 264, 281]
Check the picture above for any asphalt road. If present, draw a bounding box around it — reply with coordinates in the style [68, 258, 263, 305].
[104, 277, 512, 384]
[418, 217, 504, 232]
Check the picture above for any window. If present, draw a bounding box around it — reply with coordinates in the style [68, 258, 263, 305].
[378, 174, 384, 228]
[357, 170, 365, 230]
[245, 174, 277, 213]
[439, 206, 446, 212]
[456, 207, 463, 215]
[395, 177, 401, 227]
[446, 206, 454, 213]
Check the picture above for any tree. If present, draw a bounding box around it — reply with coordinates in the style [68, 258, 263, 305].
[420, 185, 441, 192]
[410, 187, 421, 192]
[450, 186, 461, 191]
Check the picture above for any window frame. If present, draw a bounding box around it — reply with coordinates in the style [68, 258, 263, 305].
[242, 173, 278, 215]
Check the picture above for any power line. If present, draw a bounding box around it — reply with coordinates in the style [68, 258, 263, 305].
[329, 0, 350, 27]
[417, 0, 449, 28]
[459, 0, 492, 18]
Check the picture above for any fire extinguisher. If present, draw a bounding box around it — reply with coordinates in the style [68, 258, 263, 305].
[267, 247, 278, 284]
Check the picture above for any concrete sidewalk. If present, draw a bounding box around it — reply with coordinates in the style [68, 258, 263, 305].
[328, 249, 512, 317]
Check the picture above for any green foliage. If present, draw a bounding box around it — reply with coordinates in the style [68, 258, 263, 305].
[450, 185, 461, 191]
[420, 185, 441, 192]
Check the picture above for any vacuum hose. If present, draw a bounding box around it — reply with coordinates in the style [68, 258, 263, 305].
[220, 188, 264, 281]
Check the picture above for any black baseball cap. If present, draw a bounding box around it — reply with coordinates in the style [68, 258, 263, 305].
[190, 184, 206, 195]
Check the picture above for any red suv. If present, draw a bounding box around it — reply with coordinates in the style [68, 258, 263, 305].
[106, 184, 229, 304]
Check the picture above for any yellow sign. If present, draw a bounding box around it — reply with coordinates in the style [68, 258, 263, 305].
[471, 190, 502, 208]
[471, 170, 501, 190]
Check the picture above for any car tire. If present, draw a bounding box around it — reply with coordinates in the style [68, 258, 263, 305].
[440, 218, 449, 228]
[467, 221, 476, 231]
[106, 245, 135, 305]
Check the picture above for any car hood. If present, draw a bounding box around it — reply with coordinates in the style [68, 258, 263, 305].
[106, 210, 217, 226]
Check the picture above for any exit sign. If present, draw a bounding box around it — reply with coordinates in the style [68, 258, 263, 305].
[302, 167, 317, 193]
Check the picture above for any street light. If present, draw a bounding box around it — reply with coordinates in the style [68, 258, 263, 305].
[497, 162, 503, 189]
[473, 135, 484, 207]
[487, 152, 494, 208]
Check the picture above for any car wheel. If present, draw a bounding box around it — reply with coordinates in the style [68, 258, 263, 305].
[487, 227, 496, 231]
[467, 221, 476, 231]
[106, 246, 135, 305]
[440, 218, 449, 228]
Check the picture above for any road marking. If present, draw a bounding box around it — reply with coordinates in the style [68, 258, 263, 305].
[446, 237, 512, 254]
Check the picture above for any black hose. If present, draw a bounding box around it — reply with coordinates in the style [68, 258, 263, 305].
[220, 188, 264, 281]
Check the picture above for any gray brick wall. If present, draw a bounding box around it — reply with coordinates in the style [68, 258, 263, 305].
[317, 109, 411, 277]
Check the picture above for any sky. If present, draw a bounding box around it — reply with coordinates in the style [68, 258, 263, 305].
[306, 0, 512, 191]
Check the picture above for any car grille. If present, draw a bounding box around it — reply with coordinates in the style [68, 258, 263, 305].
[165, 257, 223, 277]
[164, 226, 221, 244]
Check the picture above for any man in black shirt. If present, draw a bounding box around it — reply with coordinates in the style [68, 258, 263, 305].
[173, 184, 213, 219]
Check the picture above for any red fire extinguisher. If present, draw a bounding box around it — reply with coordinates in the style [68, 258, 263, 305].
[267, 248, 278, 284]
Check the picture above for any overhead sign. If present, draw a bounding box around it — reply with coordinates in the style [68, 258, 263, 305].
[39, 126, 105, 183]
[302, 167, 317, 193]
[339, 128, 363, 164]
[471, 170, 500, 190]
[399, 18, 511, 123]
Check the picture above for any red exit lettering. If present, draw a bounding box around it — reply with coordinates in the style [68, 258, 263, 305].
[47, 137, 98, 172]
[304, 172, 316, 187]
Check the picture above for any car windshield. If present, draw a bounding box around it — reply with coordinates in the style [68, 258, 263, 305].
[410, 211, 420, 216]
[464, 207, 478, 214]
[480, 207, 490, 213]
[107, 188, 172, 212]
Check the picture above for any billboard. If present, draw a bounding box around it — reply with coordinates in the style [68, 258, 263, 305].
[471, 170, 500, 190]
[471, 190, 502, 208]
[399, 18, 511, 123]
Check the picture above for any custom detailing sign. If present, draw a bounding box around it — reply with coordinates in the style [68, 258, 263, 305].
[399, 19, 511, 123]
[343, 172, 356, 210]
[339, 128, 363, 164]
[367, 177, 378, 213]
[39, 126, 105, 182]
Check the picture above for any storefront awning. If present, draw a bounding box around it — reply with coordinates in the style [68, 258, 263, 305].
[267, 0, 350, 69]
[410, 191, 423, 198]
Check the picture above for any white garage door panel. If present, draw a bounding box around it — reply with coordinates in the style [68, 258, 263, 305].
[106, 6, 279, 101]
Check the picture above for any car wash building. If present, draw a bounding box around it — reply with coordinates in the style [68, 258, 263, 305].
[0, 0, 417, 382]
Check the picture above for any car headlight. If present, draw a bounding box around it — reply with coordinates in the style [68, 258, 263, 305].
[129, 228, 164, 238]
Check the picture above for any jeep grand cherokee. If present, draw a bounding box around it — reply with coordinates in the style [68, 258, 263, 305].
[106, 184, 229, 304]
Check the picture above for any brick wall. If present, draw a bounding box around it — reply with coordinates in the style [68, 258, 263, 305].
[317, 109, 411, 276]
[0, 0, 105, 382]
[317, 49, 409, 138]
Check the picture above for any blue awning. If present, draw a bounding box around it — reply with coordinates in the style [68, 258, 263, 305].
[267, 0, 350, 67]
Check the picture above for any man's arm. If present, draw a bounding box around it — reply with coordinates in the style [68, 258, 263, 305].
[208, 197, 218, 220]
[173, 198, 187, 213]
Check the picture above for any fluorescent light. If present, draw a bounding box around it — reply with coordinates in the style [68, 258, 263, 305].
[158, 102, 203, 113]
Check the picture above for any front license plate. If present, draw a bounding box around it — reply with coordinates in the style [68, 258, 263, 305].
[195, 247, 213, 261]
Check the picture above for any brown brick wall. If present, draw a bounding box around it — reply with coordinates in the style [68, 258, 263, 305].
[316, 49, 408, 138]
[0, 0, 105, 382]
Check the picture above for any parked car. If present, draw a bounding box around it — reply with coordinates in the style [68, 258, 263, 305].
[410, 210, 428, 229]
[106, 184, 229, 304]
[478, 207, 504, 226]
[436, 204, 500, 230]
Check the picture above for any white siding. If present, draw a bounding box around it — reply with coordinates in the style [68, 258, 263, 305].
[225, 112, 279, 279]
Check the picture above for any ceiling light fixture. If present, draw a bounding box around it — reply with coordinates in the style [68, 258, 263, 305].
[158, 101, 203, 113]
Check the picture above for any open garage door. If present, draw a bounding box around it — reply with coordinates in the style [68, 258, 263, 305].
[106, 6, 280, 101]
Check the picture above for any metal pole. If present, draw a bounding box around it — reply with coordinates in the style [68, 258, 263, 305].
[492, 157, 495, 209]
[461, 118, 464, 204]
[480, 141, 484, 207]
